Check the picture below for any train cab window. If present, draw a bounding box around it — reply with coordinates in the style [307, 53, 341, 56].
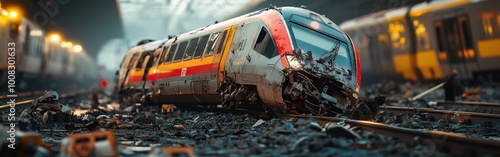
[253, 27, 278, 58]
[174, 41, 188, 62]
[185, 38, 199, 61]
[194, 35, 209, 58]
[153, 47, 163, 66]
[481, 15, 494, 37]
[414, 20, 430, 50]
[388, 21, 407, 52]
[204, 32, 220, 56]
[165, 44, 177, 64]
[216, 30, 228, 54]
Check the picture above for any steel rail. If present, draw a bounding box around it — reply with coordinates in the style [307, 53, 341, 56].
[285, 114, 500, 156]
[382, 106, 500, 125]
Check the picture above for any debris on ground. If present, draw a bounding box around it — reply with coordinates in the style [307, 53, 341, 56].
[2, 88, 499, 156]
[345, 95, 386, 120]
[17, 90, 74, 132]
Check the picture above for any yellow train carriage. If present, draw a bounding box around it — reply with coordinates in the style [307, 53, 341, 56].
[340, 0, 500, 84]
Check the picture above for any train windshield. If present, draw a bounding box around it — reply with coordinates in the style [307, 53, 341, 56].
[290, 23, 353, 71]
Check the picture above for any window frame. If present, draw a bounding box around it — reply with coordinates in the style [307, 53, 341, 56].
[164, 44, 177, 64]
[194, 35, 210, 59]
[203, 32, 221, 57]
[173, 41, 189, 62]
[184, 38, 200, 61]
[253, 27, 278, 58]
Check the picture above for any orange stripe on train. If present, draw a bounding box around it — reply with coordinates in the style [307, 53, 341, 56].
[127, 63, 218, 83]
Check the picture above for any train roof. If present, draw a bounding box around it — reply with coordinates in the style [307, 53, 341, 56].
[125, 39, 168, 56]
[170, 6, 344, 42]
[339, 0, 482, 31]
[279, 6, 342, 32]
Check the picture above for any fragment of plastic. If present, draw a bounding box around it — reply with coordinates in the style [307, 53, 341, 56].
[36, 90, 59, 103]
[162, 104, 174, 113]
[148, 146, 195, 157]
[60, 130, 118, 157]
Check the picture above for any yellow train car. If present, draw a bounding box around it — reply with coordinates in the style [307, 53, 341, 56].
[340, 0, 500, 85]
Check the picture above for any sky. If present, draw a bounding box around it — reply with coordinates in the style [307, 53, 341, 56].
[97, 0, 251, 71]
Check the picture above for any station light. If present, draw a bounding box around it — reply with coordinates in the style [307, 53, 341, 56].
[61, 42, 73, 48]
[30, 30, 43, 36]
[1, 10, 8, 16]
[50, 34, 60, 42]
[8, 11, 17, 19]
[73, 45, 82, 53]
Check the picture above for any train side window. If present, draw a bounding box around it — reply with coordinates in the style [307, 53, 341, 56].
[159, 46, 168, 63]
[184, 38, 199, 61]
[459, 17, 474, 50]
[136, 54, 147, 69]
[165, 44, 177, 63]
[204, 32, 220, 56]
[216, 30, 228, 54]
[194, 35, 209, 58]
[142, 55, 151, 68]
[433, 23, 445, 52]
[129, 54, 140, 69]
[174, 41, 188, 62]
[37, 37, 43, 57]
[254, 27, 278, 58]
[24, 26, 31, 56]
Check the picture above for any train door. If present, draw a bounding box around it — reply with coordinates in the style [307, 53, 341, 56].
[434, 14, 476, 79]
[134, 52, 152, 86]
[223, 22, 262, 83]
[141, 51, 155, 90]
[122, 53, 140, 88]
[212, 26, 237, 86]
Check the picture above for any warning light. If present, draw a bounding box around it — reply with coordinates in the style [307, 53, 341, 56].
[100, 79, 108, 88]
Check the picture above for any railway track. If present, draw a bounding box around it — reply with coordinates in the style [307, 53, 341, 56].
[382, 106, 500, 125]
[176, 103, 500, 155]
[0, 91, 45, 100]
[379, 97, 500, 113]
[284, 114, 500, 156]
[434, 100, 500, 113]
[0, 88, 98, 111]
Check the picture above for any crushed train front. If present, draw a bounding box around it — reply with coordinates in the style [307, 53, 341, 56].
[280, 7, 361, 115]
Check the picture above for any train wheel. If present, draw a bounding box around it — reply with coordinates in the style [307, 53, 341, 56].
[263, 105, 272, 114]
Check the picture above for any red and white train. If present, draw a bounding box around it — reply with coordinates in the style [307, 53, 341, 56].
[117, 6, 361, 115]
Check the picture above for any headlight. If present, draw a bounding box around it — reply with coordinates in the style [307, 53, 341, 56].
[286, 55, 302, 69]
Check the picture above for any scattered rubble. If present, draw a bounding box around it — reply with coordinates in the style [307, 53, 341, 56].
[2, 89, 499, 156]
[345, 95, 385, 120]
[377, 110, 500, 139]
[17, 90, 74, 132]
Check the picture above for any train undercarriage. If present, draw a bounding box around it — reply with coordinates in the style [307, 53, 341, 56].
[282, 70, 356, 116]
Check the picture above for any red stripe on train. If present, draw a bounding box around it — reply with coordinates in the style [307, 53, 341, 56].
[261, 10, 293, 69]
[127, 63, 218, 83]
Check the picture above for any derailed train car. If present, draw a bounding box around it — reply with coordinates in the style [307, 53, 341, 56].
[340, 0, 500, 85]
[117, 6, 361, 115]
